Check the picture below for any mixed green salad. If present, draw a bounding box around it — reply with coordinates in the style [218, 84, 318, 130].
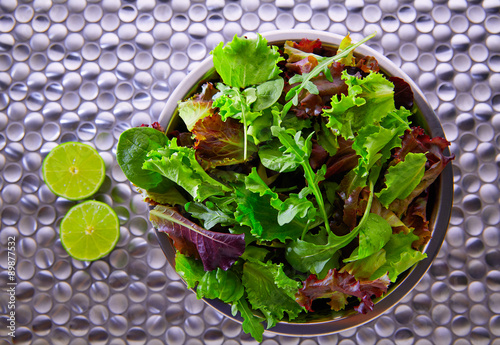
[116, 33, 453, 341]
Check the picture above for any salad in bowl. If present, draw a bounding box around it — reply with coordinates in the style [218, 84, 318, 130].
[116, 31, 453, 340]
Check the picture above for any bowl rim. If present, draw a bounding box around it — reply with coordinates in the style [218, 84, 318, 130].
[155, 29, 453, 336]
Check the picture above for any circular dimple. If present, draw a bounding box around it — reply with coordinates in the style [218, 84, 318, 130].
[223, 3, 242, 21]
[437, 83, 457, 101]
[108, 314, 127, 337]
[485, 15, 500, 34]
[136, 13, 154, 32]
[450, 15, 469, 33]
[117, 43, 135, 62]
[79, 82, 98, 101]
[118, 5, 137, 23]
[470, 44, 489, 63]
[171, 13, 189, 32]
[469, 25, 487, 42]
[82, 43, 100, 62]
[293, 4, 313, 23]
[0, 14, 15, 32]
[101, 13, 120, 32]
[13, 43, 30, 62]
[165, 326, 186, 345]
[15, 5, 34, 23]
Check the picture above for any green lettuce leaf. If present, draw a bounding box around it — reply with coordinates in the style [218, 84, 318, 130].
[143, 138, 230, 202]
[242, 260, 304, 328]
[174, 252, 206, 289]
[212, 34, 283, 89]
[234, 181, 305, 243]
[341, 249, 387, 280]
[185, 200, 236, 230]
[174, 253, 244, 303]
[322, 70, 396, 139]
[372, 231, 427, 282]
[376, 152, 427, 208]
[344, 213, 392, 262]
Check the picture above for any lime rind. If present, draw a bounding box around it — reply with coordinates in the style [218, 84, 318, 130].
[42, 142, 106, 201]
[60, 200, 120, 261]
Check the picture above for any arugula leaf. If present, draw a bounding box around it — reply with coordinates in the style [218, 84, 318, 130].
[376, 152, 427, 208]
[278, 187, 316, 226]
[150, 205, 245, 271]
[116, 127, 172, 192]
[212, 34, 283, 89]
[242, 260, 304, 328]
[143, 138, 231, 202]
[284, 32, 376, 116]
[232, 298, 265, 342]
[271, 125, 331, 233]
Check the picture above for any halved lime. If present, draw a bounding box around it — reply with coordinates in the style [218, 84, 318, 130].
[60, 201, 120, 261]
[42, 142, 105, 200]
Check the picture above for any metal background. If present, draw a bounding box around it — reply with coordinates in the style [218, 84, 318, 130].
[0, 1, 499, 344]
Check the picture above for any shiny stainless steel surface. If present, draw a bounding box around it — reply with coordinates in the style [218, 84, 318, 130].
[1, 1, 499, 344]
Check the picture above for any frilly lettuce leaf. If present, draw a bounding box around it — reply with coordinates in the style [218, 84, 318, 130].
[322, 70, 396, 139]
[143, 138, 230, 202]
[296, 269, 390, 314]
[212, 34, 283, 89]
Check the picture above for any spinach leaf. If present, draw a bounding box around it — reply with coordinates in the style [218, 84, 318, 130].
[116, 127, 171, 192]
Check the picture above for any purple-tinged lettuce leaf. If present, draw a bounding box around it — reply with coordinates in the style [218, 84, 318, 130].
[150, 205, 245, 271]
[388, 127, 454, 216]
[402, 194, 431, 249]
[178, 99, 215, 131]
[295, 269, 390, 314]
[191, 114, 257, 169]
[389, 76, 414, 110]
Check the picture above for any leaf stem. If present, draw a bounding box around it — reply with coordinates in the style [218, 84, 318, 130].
[236, 90, 249, 161]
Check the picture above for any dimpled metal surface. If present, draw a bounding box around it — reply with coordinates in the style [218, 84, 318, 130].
[0, 1, 499, 345]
